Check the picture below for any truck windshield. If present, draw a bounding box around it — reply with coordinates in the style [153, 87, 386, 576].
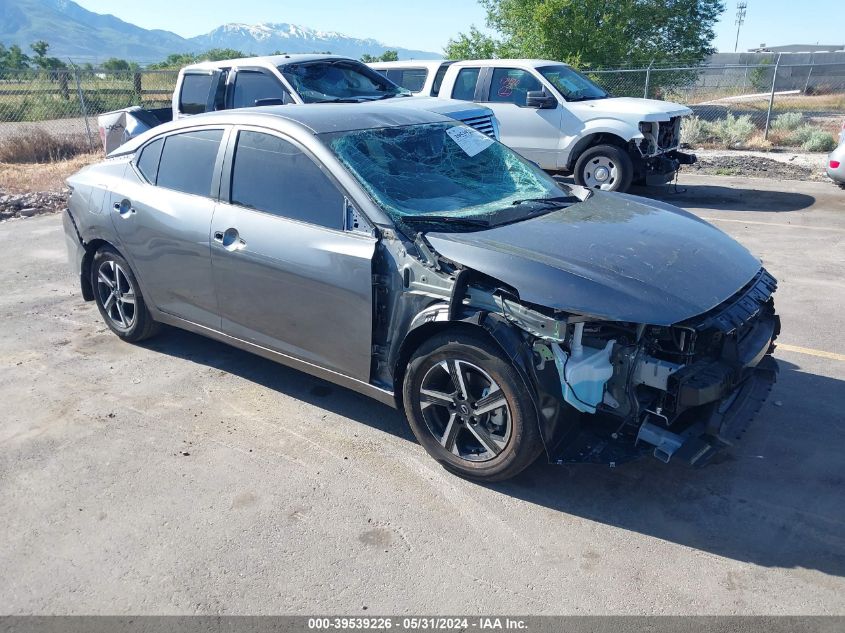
[279, 60, 410, 103]
[538, 65, 608, 101]
[323, 122, 568, 231]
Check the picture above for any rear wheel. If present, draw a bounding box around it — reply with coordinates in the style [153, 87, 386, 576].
[574, 144, 633, 192]
[91, 246, 159, 342]
[403, 331, 543, 482]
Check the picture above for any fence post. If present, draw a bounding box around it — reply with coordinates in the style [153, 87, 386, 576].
[70, 63, 95, 152]
[803, 52, 814, 94]
[763, 53, 781, 140]
[133, 71, 142, 102]
[644, 61, 653, 99]
[59, 71, 69, 100]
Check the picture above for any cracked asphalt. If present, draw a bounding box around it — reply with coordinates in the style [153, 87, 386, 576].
[1, 174, 844, 615]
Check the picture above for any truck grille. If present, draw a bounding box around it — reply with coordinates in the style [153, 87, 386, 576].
[460, 114, 497, 138]
[658, 117, 681, 150]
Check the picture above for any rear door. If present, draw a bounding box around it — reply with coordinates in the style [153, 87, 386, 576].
[210, 127, 376, 380]
[108, 126, 228, 327]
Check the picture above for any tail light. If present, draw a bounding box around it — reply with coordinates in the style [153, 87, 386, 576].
[831, 160, 841, 169]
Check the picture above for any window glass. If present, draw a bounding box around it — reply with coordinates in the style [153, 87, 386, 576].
[451, 68, 480, 101]
[136, 137, 163, 183]
[488, 68, 542, 105]
[212, 70, 228, 110]
[431, 65, 451, 96]
[231, 131, 344, 229]
[386, 68, 427, 92]
[179, 74, 213, 115]
[279, 60, 407, 103]
[233, 71, 288, 109]
[157, 129, 223, 197]
[537, 65, 609, 101]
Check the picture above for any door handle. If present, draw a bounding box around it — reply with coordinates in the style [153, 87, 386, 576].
[214, 228, 246, 251]
[113, 199, 135, 217]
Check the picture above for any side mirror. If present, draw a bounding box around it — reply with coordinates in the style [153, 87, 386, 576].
[525, 91, 557, 109]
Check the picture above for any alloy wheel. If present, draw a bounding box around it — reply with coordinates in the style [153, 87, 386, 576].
[96, 260, 137, 331]
[418, 359, 512, 462]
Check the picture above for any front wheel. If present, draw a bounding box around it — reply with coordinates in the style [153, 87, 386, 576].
[403, 331, 543, 482]
[573, 144, 634, 192]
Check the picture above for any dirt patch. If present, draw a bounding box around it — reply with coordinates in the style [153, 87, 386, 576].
[0, 152, 100, 193]
[689, 155, 821, 182]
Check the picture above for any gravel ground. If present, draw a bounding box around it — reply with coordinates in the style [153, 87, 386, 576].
[688, 149, 831, 182]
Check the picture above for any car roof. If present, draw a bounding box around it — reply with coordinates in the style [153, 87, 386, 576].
[183, 54, 358, 72]
[110, 102, 452, 156]
[368, 60, 452, 69]
[448, 59, 569, 69]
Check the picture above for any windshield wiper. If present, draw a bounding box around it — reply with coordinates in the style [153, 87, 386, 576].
[401, 215, 491, 228]
[319, 97, 367, 103]
[511, 195, 579, 208]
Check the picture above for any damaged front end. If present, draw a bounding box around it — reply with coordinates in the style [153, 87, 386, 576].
[379, 234, 780, 469]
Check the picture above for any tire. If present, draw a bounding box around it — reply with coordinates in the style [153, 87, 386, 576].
[573, 143, 634, 192]
[91, 246, 159, 343]
[403, 330, 543, 482]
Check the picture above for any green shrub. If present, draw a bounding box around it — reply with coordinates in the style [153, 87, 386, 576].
[771, 112, 803, 132]
[715, 113, 756, 148]
[800, 129, 836, 152]
[789, 124, 818, 146]
[680, 115, 713, 145]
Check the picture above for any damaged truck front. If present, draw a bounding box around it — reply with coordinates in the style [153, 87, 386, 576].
[324, 121, 780, 476]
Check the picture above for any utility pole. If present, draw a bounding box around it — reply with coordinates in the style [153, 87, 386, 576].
[734, 1, 748, 52]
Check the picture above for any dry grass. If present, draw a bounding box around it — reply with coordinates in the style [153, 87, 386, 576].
[0, 128, 93, 163]
[0, 151, 100, 193]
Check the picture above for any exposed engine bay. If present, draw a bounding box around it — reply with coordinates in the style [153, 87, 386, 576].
[372, 219, 780, 468]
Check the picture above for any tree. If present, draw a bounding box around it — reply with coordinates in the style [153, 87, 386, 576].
[361, 50, 399, 63]
[0, 43, 31, 70]
[29, 40, 66, 70]
[445, 26, 507, 60]
[148, 48, 248, 69]
[448, 0, 724, 68]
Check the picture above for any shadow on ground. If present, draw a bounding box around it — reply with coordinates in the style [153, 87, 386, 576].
[144, 328, 845, 577]
[631, 182, 816, 212]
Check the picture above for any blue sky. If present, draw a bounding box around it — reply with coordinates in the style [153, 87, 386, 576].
[74, 0, 842, 55]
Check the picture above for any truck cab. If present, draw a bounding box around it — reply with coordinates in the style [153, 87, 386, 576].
[369, 58, 696, 192]
[173, 55, 498, 137]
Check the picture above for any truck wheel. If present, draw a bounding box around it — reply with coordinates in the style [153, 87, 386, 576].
[403, 330, 543, 482]
[574, 144, 633, 192]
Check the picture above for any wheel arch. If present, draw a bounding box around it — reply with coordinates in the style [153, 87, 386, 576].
[391, 312, 539, 413]
[80, 239, 121, 301]
[564, 132, 631, 172]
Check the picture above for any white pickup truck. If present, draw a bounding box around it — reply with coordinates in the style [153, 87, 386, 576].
[370, 59, 696, 192]
[99, 54, 498, 153]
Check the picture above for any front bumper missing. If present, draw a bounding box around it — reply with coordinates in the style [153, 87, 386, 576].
[543, 354, 778, 467]
[644, 150, 697, 185]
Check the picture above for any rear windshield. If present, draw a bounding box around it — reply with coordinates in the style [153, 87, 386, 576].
[279, 60, 409, 103]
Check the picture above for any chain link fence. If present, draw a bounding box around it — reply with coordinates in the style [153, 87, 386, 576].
[1, 60, 843, 159]
[588, 58, 845, 151]
[0, 68, 177, 158]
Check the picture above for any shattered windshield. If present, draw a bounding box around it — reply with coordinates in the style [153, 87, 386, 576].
[539, 65, 608, 101]
[324, 122, 566, 231]
[279, 60, 410, 103]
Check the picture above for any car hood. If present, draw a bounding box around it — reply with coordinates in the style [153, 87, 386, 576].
[566, 97, 691, 122]
[380, 96, 494, 119]
[425, 191, 761, 325]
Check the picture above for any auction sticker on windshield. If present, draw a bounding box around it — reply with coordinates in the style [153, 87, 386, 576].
[446, 126, 494, 157]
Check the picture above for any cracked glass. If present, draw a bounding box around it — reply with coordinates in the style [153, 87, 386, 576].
[323, 122, 562, 229]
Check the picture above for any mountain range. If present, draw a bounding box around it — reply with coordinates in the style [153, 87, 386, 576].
[0, 0, 440, 63]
